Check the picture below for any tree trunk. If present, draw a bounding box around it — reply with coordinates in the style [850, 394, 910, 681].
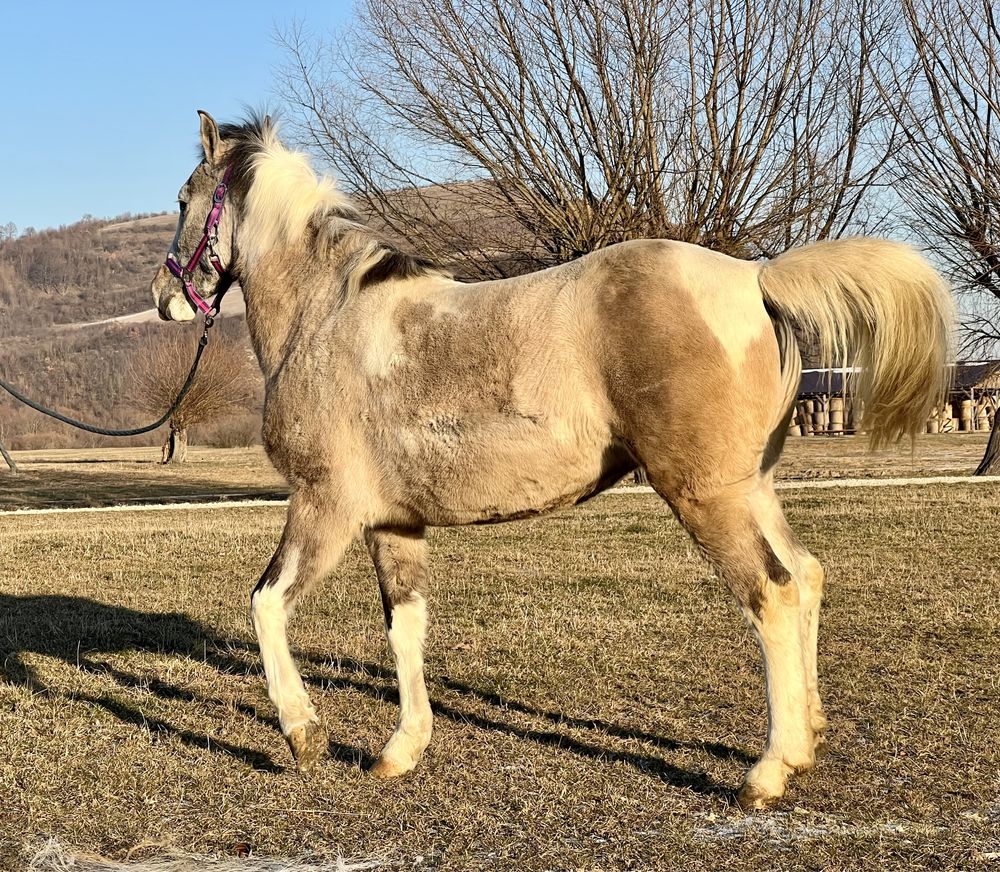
[161, 426, 189, 464]
[0, 438, 17, 474]
[975, 423, 1000, 475]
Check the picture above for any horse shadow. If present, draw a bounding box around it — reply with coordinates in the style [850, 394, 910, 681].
[0, 593, 744, 796]
[299, 653, 746, 796]
[0, 463, 287, 511]
[0, 593, 281, 772]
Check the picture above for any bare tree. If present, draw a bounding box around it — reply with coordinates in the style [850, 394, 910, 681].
[130, 332, 255, 464]
[0, 416, 16, 474]
[888, 0, 1000, 472]
[277, 0, 899, 278]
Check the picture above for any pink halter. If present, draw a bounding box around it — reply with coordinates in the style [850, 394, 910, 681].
[164, 164, 234, 315]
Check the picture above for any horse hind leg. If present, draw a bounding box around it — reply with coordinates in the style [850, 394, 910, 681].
[748, 479, 827, 749]
[655, 476, 815, 809]
[364, 527, 433, 778]
[251, 494, 355, 771]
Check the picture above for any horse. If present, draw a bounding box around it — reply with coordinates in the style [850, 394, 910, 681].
[149, 111, 953, 809]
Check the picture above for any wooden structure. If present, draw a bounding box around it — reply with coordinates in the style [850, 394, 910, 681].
[788, 361, 1000, 436]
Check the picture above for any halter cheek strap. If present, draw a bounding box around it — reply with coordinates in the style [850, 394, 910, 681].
[164, 163, 234, 315]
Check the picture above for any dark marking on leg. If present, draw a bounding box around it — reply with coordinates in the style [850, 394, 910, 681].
[380, 586, 421, 631]
[367, 526, 428, 631]
[380, 585, 394, 630]
[252, 551, 283, 600]
[726, 534, 791, 620]
[742, 573, 766, 620]
[760, 534, 792, 586]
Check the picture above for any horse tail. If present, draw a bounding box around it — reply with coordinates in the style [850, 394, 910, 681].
[758, 238, 954, 448]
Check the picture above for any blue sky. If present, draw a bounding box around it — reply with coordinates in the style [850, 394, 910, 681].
[1, 1, 353, 232]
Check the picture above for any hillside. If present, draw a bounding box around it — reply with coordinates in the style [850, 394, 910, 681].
[0, 213, 178, 334]
[0, 190, 502, 453]
[0, 214, 259, 452]
[0, 191, 495, 453]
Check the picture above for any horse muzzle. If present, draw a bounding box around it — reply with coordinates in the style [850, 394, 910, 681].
[151, 265, 197, 322]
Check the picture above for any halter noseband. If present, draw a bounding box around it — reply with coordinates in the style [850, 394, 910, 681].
[164, 163, 234, 315]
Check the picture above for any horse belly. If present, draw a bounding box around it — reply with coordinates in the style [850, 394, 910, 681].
[387, 415, 631, 526]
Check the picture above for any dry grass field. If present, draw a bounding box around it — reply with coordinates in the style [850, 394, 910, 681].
[0, 447, 287, 511]
[2, 449, 999, 869]
[1, 432, 993, 511]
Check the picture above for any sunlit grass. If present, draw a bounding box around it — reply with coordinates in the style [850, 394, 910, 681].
[2, 484, 998, 869]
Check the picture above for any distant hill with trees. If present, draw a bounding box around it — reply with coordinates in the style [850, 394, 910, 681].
[0, 213, 178, 334]
[0, 214, 261, 453]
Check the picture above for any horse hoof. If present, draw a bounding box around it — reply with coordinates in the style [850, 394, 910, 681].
[287, 722, 328, 773]
[736, 782, 779, 811]
[368, 754, 412, 779]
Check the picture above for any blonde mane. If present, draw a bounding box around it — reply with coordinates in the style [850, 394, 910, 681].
[237, 123, 357, 266]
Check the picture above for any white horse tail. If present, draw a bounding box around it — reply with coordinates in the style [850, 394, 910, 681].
[758, 238, 954, 448]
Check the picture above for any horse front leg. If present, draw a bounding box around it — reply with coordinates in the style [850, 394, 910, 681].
[251, 493, 355, 771]
[364, 526, 433, 778]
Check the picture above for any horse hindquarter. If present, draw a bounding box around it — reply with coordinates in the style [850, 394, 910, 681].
[595, 241, 822, 808]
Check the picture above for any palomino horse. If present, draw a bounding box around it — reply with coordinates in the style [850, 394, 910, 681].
[150, 112, 952, 809]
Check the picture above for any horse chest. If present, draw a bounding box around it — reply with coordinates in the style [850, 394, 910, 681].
[261, 382, 353, 483]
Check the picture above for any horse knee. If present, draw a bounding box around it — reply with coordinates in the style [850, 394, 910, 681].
[741, 532, 800, 619]
[670, 491, 800, 621]
[772, 575, 800, 610]
[797, 555, 824, 610]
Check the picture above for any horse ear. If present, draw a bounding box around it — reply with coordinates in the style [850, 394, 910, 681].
[197, 110, 222, 164]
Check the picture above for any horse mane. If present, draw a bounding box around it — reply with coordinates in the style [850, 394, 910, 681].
[355, 245, 444, 290]
[215, 113, 446, 291]
[214, 112, 353, 263]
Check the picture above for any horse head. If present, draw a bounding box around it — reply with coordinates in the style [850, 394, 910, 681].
[150, 111, 243, 322]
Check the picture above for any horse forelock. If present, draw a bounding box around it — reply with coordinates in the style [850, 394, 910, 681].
[219, 115, 358, 266]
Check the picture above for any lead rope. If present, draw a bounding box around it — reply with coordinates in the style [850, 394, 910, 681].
[0, 314, 217, 474]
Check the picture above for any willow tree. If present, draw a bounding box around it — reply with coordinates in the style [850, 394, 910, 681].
[887, 0, 1000, 473]
[131, 332, 255, 464]
[277, 0, 899, 279]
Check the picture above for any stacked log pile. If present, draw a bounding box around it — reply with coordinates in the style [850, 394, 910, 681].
[787, 396, 996, 436]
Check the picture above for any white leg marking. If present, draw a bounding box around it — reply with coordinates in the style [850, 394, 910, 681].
[743, 587, 815, 802]
[250, 547, 318, 735]
[376, 593, 432, 775]
[742, 481, 818, 804]
[749, 479, 827, 739]
[798, 555, 826, 736]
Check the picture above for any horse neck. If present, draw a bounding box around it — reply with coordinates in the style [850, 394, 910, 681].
[238, 265, 304, 380]
[233, 222, 364, 380]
